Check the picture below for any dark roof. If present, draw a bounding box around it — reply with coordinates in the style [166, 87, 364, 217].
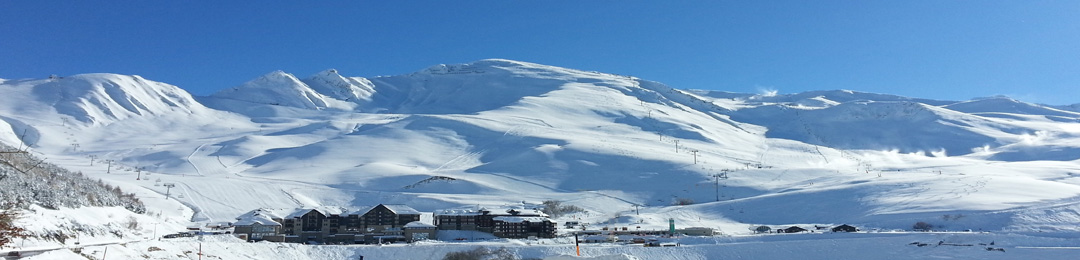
[382, 204, 421, 215]
[782, 226, 807, 232]
[284, 207, 344, 218]
[354, 204, 421, 216]
[832, 224, 858, 232]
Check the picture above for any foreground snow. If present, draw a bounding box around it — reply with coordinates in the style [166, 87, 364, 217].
[17, 232, 1080, 260]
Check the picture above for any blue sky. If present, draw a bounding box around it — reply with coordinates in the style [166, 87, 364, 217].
[2, 1, 1078, 105]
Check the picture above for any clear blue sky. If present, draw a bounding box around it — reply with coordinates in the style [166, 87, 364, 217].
[2, 1, 1078, 105]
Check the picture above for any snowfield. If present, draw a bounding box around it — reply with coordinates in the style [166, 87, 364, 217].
[2, 59, 1079, 259]
[14, 227, 1080, 260]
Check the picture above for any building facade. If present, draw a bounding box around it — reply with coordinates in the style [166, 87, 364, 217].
[234, 204, 426, 244]
[492, 216, 557, 238]
[233, 208, 284, 242]
[435, 207, 556, 238]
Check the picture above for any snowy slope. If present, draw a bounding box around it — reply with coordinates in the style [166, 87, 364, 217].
[3, 59, 1080, 259]
[1056, 103, 1080, 113]
[0, 74, 208, 125]
[944, 96, 1080, 122]
[209, 70, 350, 111]
[301, 69, 376, 104]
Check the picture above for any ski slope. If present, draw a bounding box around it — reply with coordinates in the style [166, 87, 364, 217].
[2, 59, 1080, 259]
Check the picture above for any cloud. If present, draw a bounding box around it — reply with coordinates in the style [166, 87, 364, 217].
[755, 86, 778, 97]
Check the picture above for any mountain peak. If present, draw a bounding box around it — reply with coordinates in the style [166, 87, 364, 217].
[970, 95, 1018, 102]
[308, 69, 347, 85]
[417, 59, 554, 76]
[302, 69, 376, 104]
[315, 69, 341, 77]
[470, 58, 536, 67]
[0, 73, 207, 125]
[210, 70, 332, 110]
[253, 70, 301, 84]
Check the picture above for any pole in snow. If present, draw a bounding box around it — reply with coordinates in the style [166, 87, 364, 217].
[714, 174, 720, 201]
[575, 233, 580, 256]
[713, 171, 729, 201]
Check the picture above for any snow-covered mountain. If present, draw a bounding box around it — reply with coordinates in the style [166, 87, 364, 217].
[3, 59, 1080, 254]
[0, 74, 209, 124]
[945, 96, 1080, 122]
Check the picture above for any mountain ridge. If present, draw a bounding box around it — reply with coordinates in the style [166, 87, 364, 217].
[1, 59, 1079, 235]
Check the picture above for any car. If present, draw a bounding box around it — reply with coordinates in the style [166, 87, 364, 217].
[7, 251, 22, 257]
[163, 234, 180, 238]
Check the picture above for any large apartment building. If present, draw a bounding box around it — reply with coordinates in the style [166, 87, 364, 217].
[435, 207, 556, 238]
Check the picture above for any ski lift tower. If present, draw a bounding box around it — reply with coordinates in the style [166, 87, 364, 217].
[164, 183, 176, 199]
[713, 170, 729, 202]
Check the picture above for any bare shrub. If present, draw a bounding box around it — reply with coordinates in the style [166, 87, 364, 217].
[540, 200, 584, 218]
[443, 247, 516, 260]
[125, 216, 140, 230]
[0, 208, 28, 247]
[913, 221, 933, 231]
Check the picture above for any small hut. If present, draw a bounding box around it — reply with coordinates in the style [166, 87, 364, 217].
[831, 224, 858, 233]
[754, 226, 771, 233]
[781, 226, 808, 233]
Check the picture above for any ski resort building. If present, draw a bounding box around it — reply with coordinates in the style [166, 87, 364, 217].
[234, 204, 557, 243]
[279, 207, 339, 242]
[435, 207, 557, 238]
[233, 208, 285, 241]
[492, 216, 557, 238]
[232, 204, 430, 244]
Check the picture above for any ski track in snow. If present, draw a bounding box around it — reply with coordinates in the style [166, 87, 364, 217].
[177, 181, 215, 222]
[476, 171, 638, 206]
[186, 143, 206, 176]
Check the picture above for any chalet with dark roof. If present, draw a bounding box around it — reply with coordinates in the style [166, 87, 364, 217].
[780, 226, 807, 233]
[832, 224, 858, 233]
[233, 208, 287, 242]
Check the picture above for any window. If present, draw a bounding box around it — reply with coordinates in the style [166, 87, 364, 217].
[301, 213, 324, 232]
[253, 226, 275, 233]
